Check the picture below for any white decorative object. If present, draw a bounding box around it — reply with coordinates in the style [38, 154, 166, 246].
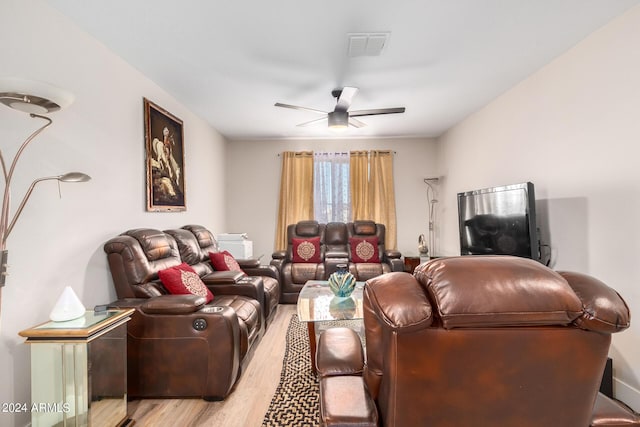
[217, 233, 253, 259]
[49, 286, 86, 322]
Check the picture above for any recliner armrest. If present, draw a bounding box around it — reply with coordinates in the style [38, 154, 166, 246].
[201, 274, 265, 304]
[316, 327, 364, 378]
[319, 377, 378, 427]
[559, 271, 631, 333]
[384, 249, 401, 259]
[271, 250, 287, 259]
[365, 272, 433, 332]
[237, 258, 261, 268]
[140, 294, 206, 314]
[203, 270, 245, 284]
[242, 264, 280, 280]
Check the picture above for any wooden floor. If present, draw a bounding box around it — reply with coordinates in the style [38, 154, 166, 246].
[127, 305, 297, 427]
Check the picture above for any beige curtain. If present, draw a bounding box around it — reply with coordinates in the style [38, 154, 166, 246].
[274, 151, 314, 251]
[369, 151, 397, 250]
[349, 151, 370, 221]
[349, 150, 397, 250]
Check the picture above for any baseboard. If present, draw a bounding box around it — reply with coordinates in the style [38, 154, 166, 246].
[614, 377, 640, 413]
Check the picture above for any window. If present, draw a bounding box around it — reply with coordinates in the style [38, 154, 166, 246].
[313, 152, 351, 223]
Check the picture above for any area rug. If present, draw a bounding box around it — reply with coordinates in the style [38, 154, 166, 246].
[261, 314, 320, 427]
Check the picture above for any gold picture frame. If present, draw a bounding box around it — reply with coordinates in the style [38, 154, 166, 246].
[143, 98, 186, 211]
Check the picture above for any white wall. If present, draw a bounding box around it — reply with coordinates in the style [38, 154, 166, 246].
[0, 2, 227, 426]
[436, 5, 640, 410]
[225, 138, 439, 259]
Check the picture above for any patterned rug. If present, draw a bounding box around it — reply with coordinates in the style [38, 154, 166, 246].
[261, 314, 319, 427]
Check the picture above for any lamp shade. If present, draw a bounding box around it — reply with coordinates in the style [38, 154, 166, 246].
[59, 172, 91, 182]
[0, 77, 74, 114]
[49, 286, 86, 322]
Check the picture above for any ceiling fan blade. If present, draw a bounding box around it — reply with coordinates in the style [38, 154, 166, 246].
[335, 87, 358, 112]
[349, 117, 367, 128]
[350, 107, 406, 117]
[274, 102, 327, 115]
[296, 117, 328, 127]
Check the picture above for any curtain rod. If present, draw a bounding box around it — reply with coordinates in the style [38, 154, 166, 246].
[277, 150, 396, 157]
[350, 150, 396, 154]
[276, 151, 313, 157]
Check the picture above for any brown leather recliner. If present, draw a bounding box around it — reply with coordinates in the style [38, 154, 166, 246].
[165, 224, 280, 324]
[316, 256, 639, 427]
[271, 220, 404, 303]
[346, 220, 403, 281]
[104, 228, 262, 400]
[271, 220, 327, 303]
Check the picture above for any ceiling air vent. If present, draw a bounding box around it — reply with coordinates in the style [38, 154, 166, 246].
[347, 32, 390, 57]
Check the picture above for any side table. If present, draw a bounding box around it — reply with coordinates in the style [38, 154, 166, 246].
[19, 309, 135, 427]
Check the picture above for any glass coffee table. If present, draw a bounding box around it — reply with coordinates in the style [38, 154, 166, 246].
[297, 280, 365, 372]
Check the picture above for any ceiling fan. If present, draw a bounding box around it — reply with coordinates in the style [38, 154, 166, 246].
[275, 87, 405, 130]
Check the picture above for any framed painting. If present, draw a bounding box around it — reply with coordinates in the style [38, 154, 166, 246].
[144, 98, 186, 211]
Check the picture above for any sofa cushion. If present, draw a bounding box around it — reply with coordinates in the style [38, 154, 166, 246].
[158, 262, 214, 303]
[292, 236, 322, 263]
[350, 237, 380, 263]
[209, 250, 243, 273]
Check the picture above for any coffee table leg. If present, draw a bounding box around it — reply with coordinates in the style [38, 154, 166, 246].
[307, 322, 317, 373]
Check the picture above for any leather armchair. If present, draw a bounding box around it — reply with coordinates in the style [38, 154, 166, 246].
[104, 228, 262, 399]
[316, 256, 638, 426]
[346, 220, 403, 281]
[271, 220, 326, 303]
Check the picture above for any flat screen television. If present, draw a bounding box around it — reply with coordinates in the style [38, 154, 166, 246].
[458, 182, 540, 261]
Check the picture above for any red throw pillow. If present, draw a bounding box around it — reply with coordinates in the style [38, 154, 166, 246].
[350, 237, 380, 263]
[158, 262, 214, 303]
[292, 237, 321, 263]
[209, 251, 243, 272]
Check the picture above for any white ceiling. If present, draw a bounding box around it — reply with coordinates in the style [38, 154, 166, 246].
[48, 0, 639, 140]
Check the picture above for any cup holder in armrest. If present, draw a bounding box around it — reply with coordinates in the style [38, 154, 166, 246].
[200, 306, 224, 314]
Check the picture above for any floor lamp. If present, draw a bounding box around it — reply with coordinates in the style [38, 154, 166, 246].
[423, 177, 439, 258]
[0, 78, 91, 288]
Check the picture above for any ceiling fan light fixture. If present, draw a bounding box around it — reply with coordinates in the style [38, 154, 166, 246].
[275, 86, 405, 131]
[328, 111, 349, 131]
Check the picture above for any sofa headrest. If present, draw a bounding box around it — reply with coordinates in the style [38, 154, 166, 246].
[124, 229, 175, 262]
[353, 220, 377, 236]
[183, 224, 218, 251]
[165, 228, 201, 265]
[295, 220, 320, 237]
[413, 256, 583, 329]
[325, 222, 347, 245]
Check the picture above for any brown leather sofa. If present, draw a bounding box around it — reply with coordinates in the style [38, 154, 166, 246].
[316, 256, 639, 426]
[104, 228, 268, 400]
[271, 220, 403, 303]
[166, 224, 280, 323]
